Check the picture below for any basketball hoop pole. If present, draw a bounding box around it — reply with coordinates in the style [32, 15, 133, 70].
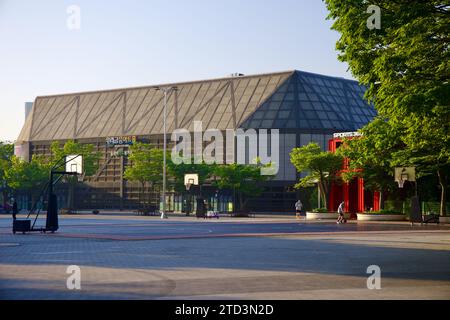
[46, 154, 83, 232]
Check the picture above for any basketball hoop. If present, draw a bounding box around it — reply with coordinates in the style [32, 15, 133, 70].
[395, 167, 415, 189]
[66, 155, 83, 174]
[184, 174, 199, 191]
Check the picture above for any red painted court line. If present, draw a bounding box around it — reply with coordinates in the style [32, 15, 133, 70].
[42, 229, 450, 242]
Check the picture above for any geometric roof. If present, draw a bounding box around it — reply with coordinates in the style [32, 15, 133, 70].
[241, 71, 376, 131]
[16, 70, 376, 143]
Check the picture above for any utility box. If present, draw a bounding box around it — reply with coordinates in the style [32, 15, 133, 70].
[13, 219, 31, 234]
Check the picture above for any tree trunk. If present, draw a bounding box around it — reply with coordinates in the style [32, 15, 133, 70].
[437, 169, 447, 217]
[239, 193, 245, 211]
[2, 189, 8, 207]
[140, 181, 145, 209]
[318, 180, 327, 209]
[233, 187, 236, 213]
[379, 188, 384, 210]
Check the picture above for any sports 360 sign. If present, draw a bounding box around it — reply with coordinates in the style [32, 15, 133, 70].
[106, 136, 137, 147]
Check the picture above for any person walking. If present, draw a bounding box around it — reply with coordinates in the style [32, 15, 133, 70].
[337, 201, 346, 224]
[295, 200, 303, 219]
[12, 198, 18, 221]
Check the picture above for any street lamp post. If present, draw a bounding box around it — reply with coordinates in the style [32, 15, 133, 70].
[155, 86, 177, 219]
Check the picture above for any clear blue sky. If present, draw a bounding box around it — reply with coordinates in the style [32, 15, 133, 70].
[0, 0, 352, 141]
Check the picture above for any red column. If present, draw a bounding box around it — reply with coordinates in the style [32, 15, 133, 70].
[329, 183, 335, 212]
[373, 192, 380, 212]
[343, 182, 350, 212]
[358, 178, 365, 213]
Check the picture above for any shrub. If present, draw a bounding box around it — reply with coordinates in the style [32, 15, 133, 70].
[363, 209, 403, 215]
[312, 208, 331, 213]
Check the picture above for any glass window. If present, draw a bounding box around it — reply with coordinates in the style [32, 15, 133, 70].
[313, 102, 324, 110]
[329, 88, 338, 96]
[316, 78, 325, 86]
[322, 120, 332, 128]
[278, 110, 291, 119]
[305, 111, 318, 119]
[312, 134, 325, 148]
[325, 95, 335, 103]
[309, 120, 321, 128]
[298, 93, 308, 101]
[272, 93, 285, 101]
[253, 112, 264, 120]
[322, 103, 332, 111]
[317, 111, 328, 119]
[265, 110, 277, 119]
[276, 82, 289, 93]
[327, 112, 338, 120]
[297, 110, 306, 119]
[280, 101, 294, 110]
[307, 93, 319, 101]
[250, 120, 261, 127]
[320, 86, 330, 95]
[286, 119, 296, 128]
[306, 77, 316, 85]
[299, 120, 310, 128]
[303, 84, 313, 93]
[273, 119, 287, 128]
[300, 101, 313, 109]
[284, 92, 295, 101]
[268, 100, 282, 110]
[329, 104, 341, 112]
[261, 120, 273, 128]
[300, 134, 311, 146]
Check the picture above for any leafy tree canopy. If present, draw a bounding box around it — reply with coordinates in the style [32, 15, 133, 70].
[168, 160, 216, 193]
[124, 143, 166, 188]
[325, 0, 449, 215]
[290, 143, 343, 208]
[50, 140, 99, 177]
[212, 159, 272, 211]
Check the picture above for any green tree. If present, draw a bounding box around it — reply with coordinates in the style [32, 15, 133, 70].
[124, 143, 167, 208]
[337, 118, 403, 209]
[5, 156, 50, 205]
[50, 140, 99, 210]
[212, 161, 272, 212]
[0, 142, 14, 205]
[325, 0, 450, 215]
[290, 143, 343, 209]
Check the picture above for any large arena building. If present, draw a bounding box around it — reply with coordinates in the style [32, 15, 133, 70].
[15, 70, 377, 212]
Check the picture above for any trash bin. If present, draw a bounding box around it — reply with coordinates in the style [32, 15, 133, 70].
[196, 198, 206, 218]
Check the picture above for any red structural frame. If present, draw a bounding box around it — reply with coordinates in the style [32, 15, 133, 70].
[328, 138, 380, 216]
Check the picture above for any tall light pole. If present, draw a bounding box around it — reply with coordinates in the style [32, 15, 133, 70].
[155, 86, 177, 219]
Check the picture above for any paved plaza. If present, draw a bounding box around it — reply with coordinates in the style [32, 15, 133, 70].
[1, 214, 450, 300]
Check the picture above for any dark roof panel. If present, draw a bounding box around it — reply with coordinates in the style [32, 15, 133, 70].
[241, 71, 376, 131]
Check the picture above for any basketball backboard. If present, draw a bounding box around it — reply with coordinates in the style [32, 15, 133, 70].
[184, 174, 199, 191]
[66, 155, 83, 174]
[395, 167, 415, 188]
